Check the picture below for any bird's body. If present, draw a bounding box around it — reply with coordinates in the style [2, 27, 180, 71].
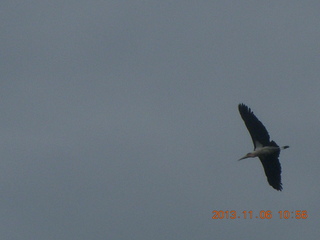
[239, 145, 289, 159]
[238, 104, 289, 191]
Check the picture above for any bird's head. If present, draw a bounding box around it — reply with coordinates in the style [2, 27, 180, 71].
[238, 152, 254, 161]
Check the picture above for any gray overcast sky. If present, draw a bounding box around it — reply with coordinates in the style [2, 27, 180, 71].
[1, 1, 320, 239]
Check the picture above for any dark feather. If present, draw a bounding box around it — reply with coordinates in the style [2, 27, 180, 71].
[238, 104, 271, 148]
[259, 150, 282, 191]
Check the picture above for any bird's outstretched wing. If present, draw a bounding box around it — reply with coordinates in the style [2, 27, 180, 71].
[259, 141, 282, 191]
[238, 104, 270, 148]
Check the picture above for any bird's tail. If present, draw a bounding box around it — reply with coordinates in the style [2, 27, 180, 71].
[281, 146, 289, 149]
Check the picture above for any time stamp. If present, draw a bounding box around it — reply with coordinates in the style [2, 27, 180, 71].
[212, 210, 308, 220]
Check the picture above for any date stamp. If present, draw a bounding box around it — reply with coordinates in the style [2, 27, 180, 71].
[211, 210, 308, 220]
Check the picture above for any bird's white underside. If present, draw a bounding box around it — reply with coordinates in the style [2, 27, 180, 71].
[254, 140, 263, 150]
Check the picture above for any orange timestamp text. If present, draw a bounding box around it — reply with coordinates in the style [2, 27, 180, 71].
[211, 210, 308, 220]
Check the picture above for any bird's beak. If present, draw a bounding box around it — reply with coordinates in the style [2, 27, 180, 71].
[238, 155, 247, 161]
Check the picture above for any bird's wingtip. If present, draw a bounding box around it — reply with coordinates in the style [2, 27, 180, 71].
[271, 183, 283, 191]
[238, 103, 246, 108]
[238, 103, 251, 112]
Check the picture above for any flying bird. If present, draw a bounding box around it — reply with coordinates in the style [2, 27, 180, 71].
[238, 103, 289, 191]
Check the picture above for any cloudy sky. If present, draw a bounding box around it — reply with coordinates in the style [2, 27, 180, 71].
[1, 1, 320, 239]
